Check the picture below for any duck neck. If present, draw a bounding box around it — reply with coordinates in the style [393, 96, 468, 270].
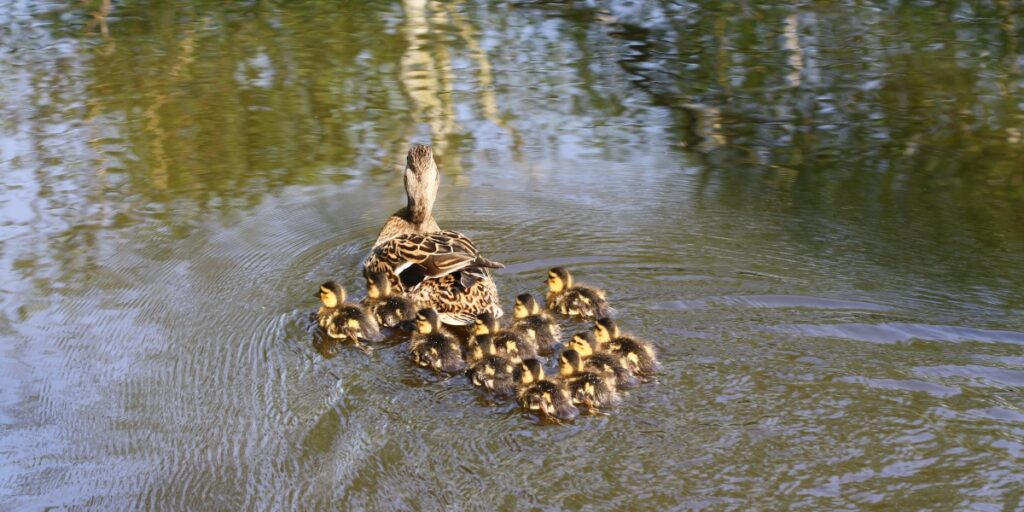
[406, 192, 435, 225]
[403, 145, 439, 225]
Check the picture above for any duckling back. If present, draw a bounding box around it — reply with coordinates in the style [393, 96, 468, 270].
[513, 314, 561, 356]
[566, 371, 620, 410]
[493, 330, 538, 362]
[586, 352, 640, 390]
[609, 336, 659, 376]
[517, 380, 579, 421]
[326, 305, 382, 343]
[374, 295, 418, 329]
[467, 354, 517, 396]
[410, 332, 465, 374]
[547, 286, 612, 320]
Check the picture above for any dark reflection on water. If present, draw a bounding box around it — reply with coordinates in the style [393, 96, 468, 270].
[2, 0, 1023, 509]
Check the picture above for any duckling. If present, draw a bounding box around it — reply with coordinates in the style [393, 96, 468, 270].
[409, 308, 466, 374]
[473, 312, 538, 363]
[516, 358, 579, 421]
[545, 267, 612, 320]
[593, 318, 660, 376]
[558, 349, 620, 412]
[511, 293, 561, 356]
[363, 271, 418, 329]
[315, 281, 381, 352]
[466, 335, 518, 396]
[567, 331, 639, 390]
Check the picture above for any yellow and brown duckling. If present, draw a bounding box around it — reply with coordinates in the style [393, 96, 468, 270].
[363, 271, 418, 330]
[512, 293, 561, 356]
[593, 318, 660, 377]
[466, 335, 518, 396]
[567, 331, 639, 390]
[516, 358, 579, 421]
[545, 267, 612, 320]
[316, 281, 382, 351]
[558, 349, 621, 413]
[410, 308, 466, 374]
[473, 311, 538, 363]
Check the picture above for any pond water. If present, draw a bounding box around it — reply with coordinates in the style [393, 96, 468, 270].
[2, 0, 1023, 509]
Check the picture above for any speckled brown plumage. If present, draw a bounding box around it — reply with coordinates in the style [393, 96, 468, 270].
[365, 145, 504, 325]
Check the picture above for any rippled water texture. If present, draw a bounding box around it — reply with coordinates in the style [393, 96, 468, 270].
[2, 0, 1023, 509]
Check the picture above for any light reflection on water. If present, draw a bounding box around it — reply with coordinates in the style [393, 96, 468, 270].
[1, 0, 1023, 509]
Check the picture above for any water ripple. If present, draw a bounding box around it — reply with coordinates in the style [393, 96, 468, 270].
[771, 322, 1024, 346]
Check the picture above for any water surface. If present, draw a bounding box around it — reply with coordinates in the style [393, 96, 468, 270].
[1, 0, 1023, 509]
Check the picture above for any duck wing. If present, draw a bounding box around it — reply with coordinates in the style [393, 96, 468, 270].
[366, 230, 503, 285]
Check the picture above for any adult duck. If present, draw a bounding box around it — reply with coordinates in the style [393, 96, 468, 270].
[363, 144, 504, 326]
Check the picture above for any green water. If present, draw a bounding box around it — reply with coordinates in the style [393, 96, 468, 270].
[1, 0, 1023, 509]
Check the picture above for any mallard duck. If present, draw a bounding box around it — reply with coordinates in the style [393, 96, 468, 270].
[409, 308, 466, 374]
[516, 358, 579, 421]
[558, 349, 620, 412]
[511, 293, 561, 356]
[466, 335, 518, 396]
[315, 281, 382, 351]
[593, 318, 660, 376]
[566, 331, 639, 389]
[363, 145, 504, 326]
[473, 312, 538, 363]
[545, 267, 612, 319]
[363, 271, 418, 329]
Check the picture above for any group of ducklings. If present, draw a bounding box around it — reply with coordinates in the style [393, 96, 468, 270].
[313, 266, 659, 422]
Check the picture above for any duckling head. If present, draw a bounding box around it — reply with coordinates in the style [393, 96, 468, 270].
[404, 144, 440, 225]
[519, 358, 545, 385]
[514, 293, 541, 319]
[546, 267, 572, 293]
[415, 308, 440, 334]
[473, 312, 499, 336]
[568, 331, 598, 358]
[593, 318, 620, 344]
[559, 349, 584, 378]
[470, 334, 496, 362]
[365, 272, 391, 299]
[318, 281, 345, 308]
